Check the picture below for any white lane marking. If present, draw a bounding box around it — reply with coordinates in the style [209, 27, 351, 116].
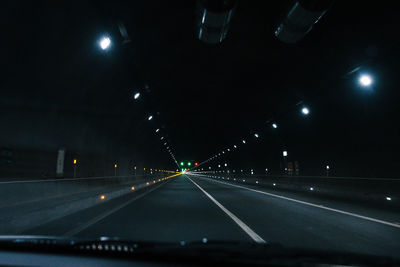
[187, 177, 266, 244]
[194, 175, 400, 229]
[62, 182, 168, 236]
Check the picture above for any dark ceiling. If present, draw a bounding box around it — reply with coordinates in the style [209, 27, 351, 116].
[1, 1, 400, 177]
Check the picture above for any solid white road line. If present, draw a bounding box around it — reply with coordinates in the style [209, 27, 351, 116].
[194, 175, 400, 229]
[62, 182, 168, 236]
[187, 177, 266, 244]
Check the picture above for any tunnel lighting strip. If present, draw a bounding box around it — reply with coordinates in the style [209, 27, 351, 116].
[190, 102, 314, 172]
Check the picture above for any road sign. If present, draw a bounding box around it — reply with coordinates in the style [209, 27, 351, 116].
[56, 148, 65, 177]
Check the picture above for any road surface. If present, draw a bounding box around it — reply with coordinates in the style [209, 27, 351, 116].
[26, 174, 400, 258]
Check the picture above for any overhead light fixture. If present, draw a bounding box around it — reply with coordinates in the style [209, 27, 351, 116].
[359, 74, 373, 87]
[301, 107, 310, 115]
[99, 36, 111, 50]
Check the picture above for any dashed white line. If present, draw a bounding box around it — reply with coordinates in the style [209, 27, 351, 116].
[187, 177, 266, 244]
[194, 175, 400, 229]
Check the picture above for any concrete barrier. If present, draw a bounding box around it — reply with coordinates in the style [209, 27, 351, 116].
[0, 175, 159, 208]
[0, 173, 178, 234]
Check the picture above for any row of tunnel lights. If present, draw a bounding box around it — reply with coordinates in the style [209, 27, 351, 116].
[185, 166, 272, 176]
[142, 107, 179, 167]
[195, 105, 311, 169]
[196, 71, 374, 170]
[129, 87, 179, 167]
[99, 36, 178, 168]
[99, 35, 375, 171]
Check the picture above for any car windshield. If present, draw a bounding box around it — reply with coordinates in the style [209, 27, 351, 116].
[1, 0, 400, 261]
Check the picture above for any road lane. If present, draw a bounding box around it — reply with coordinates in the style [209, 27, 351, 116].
[62, 182, 166, 236]
[27, 175, 252, 243]
[194, 174, 400, 224]
[189, 174, 400, 258]
[192, 175, 400, 227]
[188, 176, 266, 243]
[24, 173, 400, 259]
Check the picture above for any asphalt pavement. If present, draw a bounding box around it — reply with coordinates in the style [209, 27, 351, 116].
[26, 174, 400, 258]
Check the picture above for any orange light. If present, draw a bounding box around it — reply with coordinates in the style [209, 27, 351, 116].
[73, 159, 77, 165]
[131, 186, 135, 191]
[100, 195, 105, 200]
[114, 164, 117, 168]
[158, 179, 160, 182]
[134, 166, 137, 170]
[153, 180, 156, 183]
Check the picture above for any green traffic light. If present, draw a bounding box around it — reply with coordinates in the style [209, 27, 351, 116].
[180, 162, 184, 166]
[188, 162, 191, 166]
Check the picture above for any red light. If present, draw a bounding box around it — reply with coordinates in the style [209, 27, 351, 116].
[195, 162, 198, 166]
